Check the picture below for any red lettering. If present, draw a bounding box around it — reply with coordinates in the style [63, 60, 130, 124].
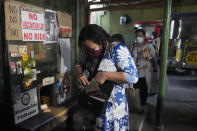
[29, 12, 33, 19]
[60, 28, 63, 33]
[43, 34, 46, 40]
[39, 33, 46, 40]
[29, 12, 37, 20]
[40, 33, 43, 40]
[33, 33, 45, 41]
[41, 24, 45, 30]
[24, 33, 28, 40]
[34, 23, 39, 29]
[23, 22, 26, 29]
[29, 33, 32, 40]
[68, 28, 71, 33]
[23, 22, 45, 30]
[34, 33, 38, 40]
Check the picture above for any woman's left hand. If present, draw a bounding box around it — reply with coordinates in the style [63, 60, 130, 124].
[147, 56, 152, 61]
[93, 72, 107, 84]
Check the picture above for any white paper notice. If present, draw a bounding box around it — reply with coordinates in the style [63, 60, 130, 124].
[42, 77, 55, 86]
[21, 10, 45, 41]
[9, 45, 19, 53]
[14, 88, 39, 124]
[19, 45, 28, 54]
[59, 38, 71, 73]
[44, 9, 59, 43]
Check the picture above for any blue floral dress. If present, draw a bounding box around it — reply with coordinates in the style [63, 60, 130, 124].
[96, 42, 138, 131]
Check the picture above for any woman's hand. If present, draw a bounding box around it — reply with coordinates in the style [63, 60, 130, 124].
[77, 74, 89, 86]
[93, 72, 107, 85]
[147, 55, 152, 61]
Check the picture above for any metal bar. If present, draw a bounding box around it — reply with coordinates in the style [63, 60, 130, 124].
[1, 0, 15, 127]
[75, 0, 80, 63]
[155, 0, 172, 130]
[89, 1, 163, 12]
[109, 12, 111, 34]
[88, 0, 142, 5]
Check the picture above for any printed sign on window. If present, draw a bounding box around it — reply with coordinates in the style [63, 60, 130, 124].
[13, 88, 39, 124]
[21, 10, 46, 41]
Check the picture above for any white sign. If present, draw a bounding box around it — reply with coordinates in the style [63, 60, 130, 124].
[44, 9, 59, 43]
[42, 76, 55, 86]
[59, 38, 71, 73]
[21, 10, 45, 41]
[18, 45, 27, 54]
[14, 88, 39, 124]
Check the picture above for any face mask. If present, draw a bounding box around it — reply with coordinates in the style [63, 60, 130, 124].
[136, 37, 144, 43]
[88, 48, 102, 58]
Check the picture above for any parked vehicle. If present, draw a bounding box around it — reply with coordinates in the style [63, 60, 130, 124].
[168, 12, 197, 74]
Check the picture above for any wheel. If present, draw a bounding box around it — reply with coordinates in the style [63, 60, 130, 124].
[175, 67, 186, 75]
[174, 67, 192, 75]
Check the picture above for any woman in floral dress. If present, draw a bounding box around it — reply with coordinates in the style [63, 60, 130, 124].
[75, 24, 138, 130]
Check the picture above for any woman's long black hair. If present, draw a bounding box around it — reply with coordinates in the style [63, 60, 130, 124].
[78, 24, 111, 49]
[78, 24, 112, 80]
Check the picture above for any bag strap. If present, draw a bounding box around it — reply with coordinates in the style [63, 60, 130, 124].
[88, 42, 119, 80]
[97, 43, 120, 98]
[87, 50, 105, 81]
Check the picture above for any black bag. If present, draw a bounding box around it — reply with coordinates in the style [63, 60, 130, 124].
[79, 91, 107, 115]
[78, 50, 115, 115]
[78, 81, 115, 115]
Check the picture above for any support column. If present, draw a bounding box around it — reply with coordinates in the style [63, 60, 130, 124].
[155, 0, 172, 131]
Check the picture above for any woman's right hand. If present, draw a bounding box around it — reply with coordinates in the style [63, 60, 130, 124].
[77, 74, 90, 86]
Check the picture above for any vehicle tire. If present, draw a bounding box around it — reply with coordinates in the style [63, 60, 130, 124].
[175, 67, 186, 75]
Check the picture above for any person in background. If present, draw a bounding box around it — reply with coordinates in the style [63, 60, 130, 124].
[75, 24, 138, 130]
[131, 29, 159, 113]
[112, 33, 125, 44]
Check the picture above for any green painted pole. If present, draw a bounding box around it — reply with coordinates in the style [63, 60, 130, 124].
[155, 0, 172, 130]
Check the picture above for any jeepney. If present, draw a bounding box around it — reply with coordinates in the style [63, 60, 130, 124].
[168, 12, 197, 73]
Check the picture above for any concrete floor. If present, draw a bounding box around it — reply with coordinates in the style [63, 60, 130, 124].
[142, 73, 197, 131]
[52, 73, 197, 131]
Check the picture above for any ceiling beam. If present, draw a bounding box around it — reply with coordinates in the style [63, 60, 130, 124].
[88, 0, 142, 5]
[89, 1, 163, 12]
